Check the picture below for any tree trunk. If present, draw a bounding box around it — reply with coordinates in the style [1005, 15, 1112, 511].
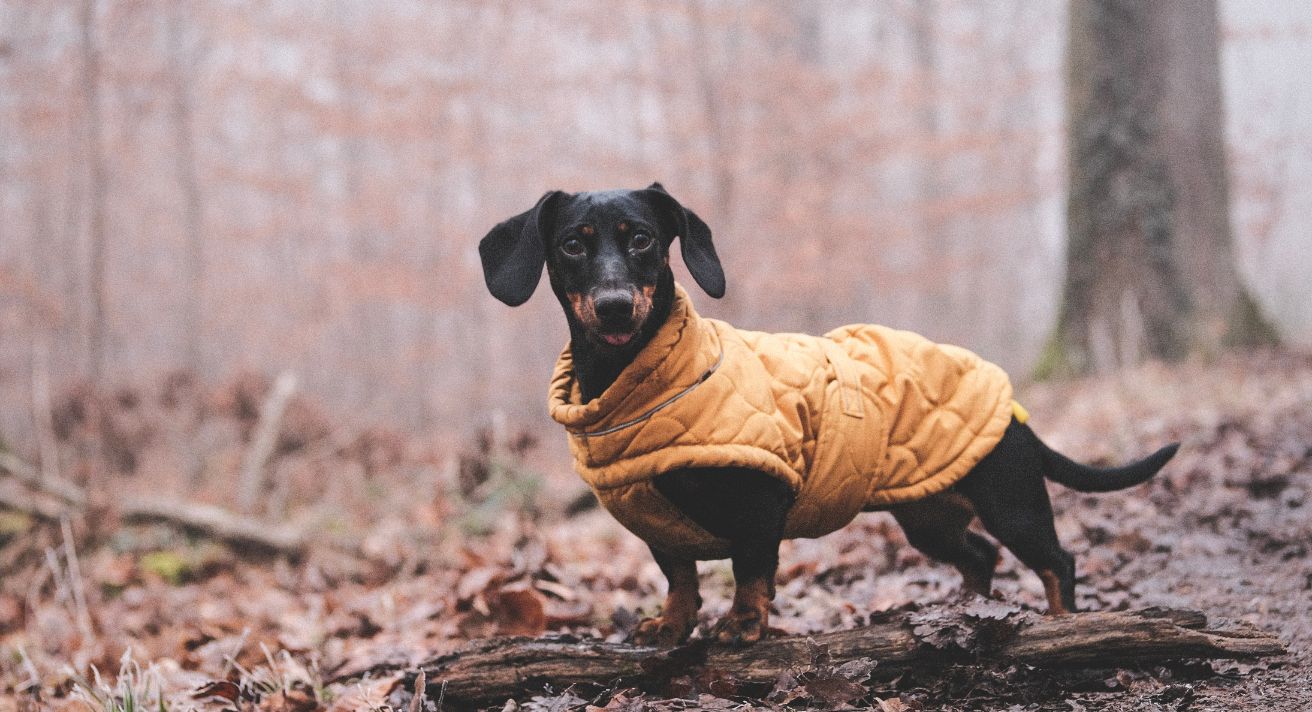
[79, 0, 109, 382]
[1042, 0, 1276, 377]
[352, 607, 1284, 709]
[167, 1, 208, 374]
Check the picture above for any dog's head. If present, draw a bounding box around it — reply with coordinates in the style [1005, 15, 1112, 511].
[479, 183, 724, 350]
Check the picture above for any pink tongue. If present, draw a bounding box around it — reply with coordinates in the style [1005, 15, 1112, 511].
[601, 332, 633, 346]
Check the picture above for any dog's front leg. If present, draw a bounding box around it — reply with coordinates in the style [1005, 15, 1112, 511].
[631, 546, 701, 646]
[711, 538, 780, 645]
[644, 467, 792, 646]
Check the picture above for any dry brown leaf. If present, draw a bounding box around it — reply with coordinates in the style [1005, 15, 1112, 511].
[192, 679, 240, 703]
[490, 586, 547, 636]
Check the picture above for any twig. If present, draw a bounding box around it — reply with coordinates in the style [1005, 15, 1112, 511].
[31, 337, 62, 487]
[237, 371, 297, 514]
[44, 547, 71, 606]
[408, 670, 427, 712]
[24, 564, 53, 637]
[15, 645, 41, 695]
[42, 538, 97, 648]
[221, 627, 253, 679]
[60, 516, 95, 642]
[261, 642, 285, 694]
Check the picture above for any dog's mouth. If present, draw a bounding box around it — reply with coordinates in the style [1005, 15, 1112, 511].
[596, 329, 636, 347]
[569, 286, 655, 350]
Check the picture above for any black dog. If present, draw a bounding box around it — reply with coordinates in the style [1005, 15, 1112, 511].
[479, 184, 1178, 646]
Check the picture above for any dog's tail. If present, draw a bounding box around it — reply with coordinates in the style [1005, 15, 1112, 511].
[1029, 427, 1179, 493]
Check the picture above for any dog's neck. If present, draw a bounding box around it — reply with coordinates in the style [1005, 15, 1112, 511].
[565, 270, 676, 402]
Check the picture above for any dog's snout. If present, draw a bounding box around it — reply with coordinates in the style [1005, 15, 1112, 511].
[594, 289, 634, 326]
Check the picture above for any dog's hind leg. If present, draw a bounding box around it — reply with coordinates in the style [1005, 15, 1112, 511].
[890, 492, 999, 597]
[955, 420, 1078, 614]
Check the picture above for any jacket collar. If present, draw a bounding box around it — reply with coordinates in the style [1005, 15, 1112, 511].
[548, 284, 721, 433]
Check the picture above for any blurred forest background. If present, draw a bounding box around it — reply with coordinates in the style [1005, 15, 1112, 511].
[3, 2, 1312, 709]
[2, 0, 1309, 448]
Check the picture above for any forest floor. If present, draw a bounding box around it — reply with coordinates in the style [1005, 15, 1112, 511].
[1, 351, 1309, 711]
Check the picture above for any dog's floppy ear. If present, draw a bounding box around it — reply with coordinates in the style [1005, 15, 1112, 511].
[639, 183, 725, 298]
[479, 191, 565, 306]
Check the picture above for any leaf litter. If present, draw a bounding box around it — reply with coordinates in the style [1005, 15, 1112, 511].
[1, 352, 1310, 710]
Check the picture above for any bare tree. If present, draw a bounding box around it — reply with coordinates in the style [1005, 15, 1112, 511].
[79, 0, 109, 381]
[167, 0, 207, 373]
[685, 0, 740, 229]
[1043, 0, 1276, 376]
[4, 3, 1302, 433]
[907, 0, 950, 327]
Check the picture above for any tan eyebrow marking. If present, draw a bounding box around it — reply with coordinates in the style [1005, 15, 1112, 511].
[580, 225, 594, 236]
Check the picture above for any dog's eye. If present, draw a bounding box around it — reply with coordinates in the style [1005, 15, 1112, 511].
[560, 238, 586, 257]
[631, 233, 654, 251]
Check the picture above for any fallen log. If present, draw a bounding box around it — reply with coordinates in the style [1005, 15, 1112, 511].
[379, 606, 1284, 708]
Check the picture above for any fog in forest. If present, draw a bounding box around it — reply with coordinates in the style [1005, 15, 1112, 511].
[1, 1, 1309, 442]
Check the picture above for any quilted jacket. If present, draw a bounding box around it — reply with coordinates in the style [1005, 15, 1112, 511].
[547, 284, 1017, 559]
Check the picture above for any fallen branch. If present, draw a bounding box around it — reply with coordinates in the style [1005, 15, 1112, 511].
[0, 454, 315, 558]
[237, 370, 298, 514]
[120, 496, 309, 557]
[377, 607, 1284, 708]
[0, 476, 70, 521]
[0, 451, 86, 507]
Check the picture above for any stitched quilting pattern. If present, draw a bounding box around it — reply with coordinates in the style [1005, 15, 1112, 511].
[547, 284, 1014, 557]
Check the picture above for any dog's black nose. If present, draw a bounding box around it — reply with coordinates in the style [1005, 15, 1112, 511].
[594, 289, 634, 326]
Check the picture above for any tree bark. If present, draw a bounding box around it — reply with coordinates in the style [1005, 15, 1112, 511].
[360, 607, 1284, 709]
[1044, 0, 1277, 377]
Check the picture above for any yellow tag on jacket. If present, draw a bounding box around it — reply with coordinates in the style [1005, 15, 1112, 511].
[547, 284, 1016, 559]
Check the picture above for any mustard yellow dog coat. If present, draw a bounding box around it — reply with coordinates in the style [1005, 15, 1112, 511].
[548, 285, 1017, 559]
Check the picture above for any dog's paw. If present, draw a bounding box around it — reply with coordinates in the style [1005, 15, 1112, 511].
[710, 606, 768, 646]
[630, 616, 694, 647]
